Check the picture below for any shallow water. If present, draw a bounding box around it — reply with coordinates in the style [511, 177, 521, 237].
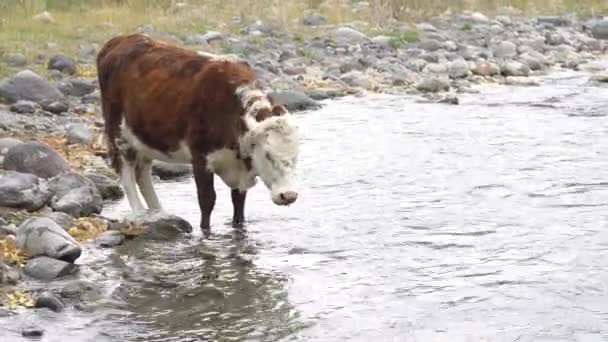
[4, 67, 608, 341]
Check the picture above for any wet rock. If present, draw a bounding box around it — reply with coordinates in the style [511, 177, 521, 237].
[96, 230, 125, 248]
[48, 172, 103, 217]
[493, 41, 517, 58]
[0, 308, 15, 317]
[46, 211, 74, 231]
[501, 61, 530, 77]
[0, 70, 65, 104]
[41, 99, 69, 114]
[84, 171, 124, 201]
[123, 210, 192, 241]
[22, 325, 44, 338]
[24, 256, 77, 280]
[0, 261, 20, 285]
[3, 141, 69, 179]
[415, 77, 450, 93]
[335, 27, 368, 45]
[9, 100, 38, 114]
[66, 123, 93, 145]
[58, 79, 96, 97]
[48, 54, 77, 75]
[302, 13, 326, 26]
[17, 217, 82, 262]
[471, 62, 500, 76]
[61, 280, 101, 300]
[268, 90, 321, 111]
[448, 58, 471, 79]
[2, 53, 27, 67]
[151, 161, 192, 180]
[0, 171, 52, 211]
[35, 291, 65, 312]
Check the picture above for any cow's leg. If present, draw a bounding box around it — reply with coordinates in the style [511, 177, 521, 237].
[120, 156, 146, 212]
[231, 189, 247, 227]
[135, 158, 162, 210]
[192, 158, 216, 235]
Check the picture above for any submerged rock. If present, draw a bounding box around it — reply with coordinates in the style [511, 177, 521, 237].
[122, 210, 192, 241]
[17, 217, 82, 262]
[48, 172, 103, 217]
[0, 171, 52, 211]
[24, 256, 77, 280]
[96, 230, 125, 248]
[21, 326, 44, 338]
[35, 291, 65, 312]
[268, 90, 321, 111]
[3, 141, 70, 179]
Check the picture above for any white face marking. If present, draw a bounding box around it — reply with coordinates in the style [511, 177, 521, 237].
[206, 148, 257, 191]
[121, 121, 192, 164]
[239, 114, 300, 205]
[235, 84, 271, 118]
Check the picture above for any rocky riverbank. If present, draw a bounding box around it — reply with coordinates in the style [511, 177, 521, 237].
[3, 7, 608, 338]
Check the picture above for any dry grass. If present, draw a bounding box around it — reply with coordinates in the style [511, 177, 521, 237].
[0, 237, 28, 268]
[67, 216, 109, 242]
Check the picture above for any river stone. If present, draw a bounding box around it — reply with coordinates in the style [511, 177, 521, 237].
[96, 230, 125, 248]
[18, 217, 81, 262]
[472, 62, 500, 76]
[58, 78, 96, 97]
[84, 171, 124, 201]
[423, 63, 449, 74]
[0, 261, 20, 285]
[24, 256, 77, 280]
[449, 59, 470, 79]
[66, 123, 94, 145]
[0, 171, 52, 211]
[335, 27, 368, 45]
[493, 41, 517, 58]
[46, 211, 74, 231]
[520, 52, 545, 71]
[0, 138, 23, 156]
[48, 54, 77, 75]
[267, 90, 321, 111]
[9, 100, 38, 114]
[61, 280, 102, 301]
[302, 13, 326, 26]
[151, 161, 192, 180]
[0, 70, 65, 104]
[123, 210, 192, 241]
[340, 70, 373, 89]
[537, 16, 571, 27]
[49, 172, 103, 217]
[418, 39, 442, 52]
[35, 291, 65, 312]
[2, 53, 27, 67]
[3, 141, 70, 178]
[21, 326, 44, 338]
[41, 99, 69, 114]
[415, 77, 450, 92]
[501, 61, 530, 77]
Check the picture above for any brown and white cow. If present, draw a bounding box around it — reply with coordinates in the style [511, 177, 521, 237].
[96, 33, 299, 234]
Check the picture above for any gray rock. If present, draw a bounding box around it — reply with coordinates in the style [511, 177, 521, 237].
[501, 61, 530, 77]
[545, 31, 567, 46]
[493, 41, 517, 58]
[589, 20, 608, 40]
[537, 16, 571, 27]
[0, 138, 23, 156]
[0, 224, 18, 237]
[423, 63, 449, 74]
[335, 27, 368, 45]
[471, 62, 500, 76]
[24, 256, 76, 280]
[371, 35, 392, 48]
[495, 15, 512, 26]
[0, 261, 20, 285]
[302, 13, 326, 26]
[201, 31, 224, 43]
[0, 70, 65, 104]
[268, 90, 321, 111]
[17, 217, 81, 262]
[2, 53, 27, 67]
[58, 79, 96, 97]
[0, 171, 52, 211]
[151, 161, 192, 180]
[122, 209, 192, 241]
[449, 59, 471, 79]
[418, 39, 443, 51]
[48, 172, 103, 217]
[340, 70, 373, 89]
[61, 280, 102, 300]
[96, 230, 125, 248]
[520, 52, 546, 71]
[415, 77, 450, 92]
[3, 141, 69, 179]
[46, 211, 73, 231]
[41, 100, 69, 114]
[48, 54, 77, 75]
[83, 171, 124, 201]
[35, 291, 65, 312]
[405, 59, 428, 72]
[66, 123, 93, 145]
[22, 326, 44, 338]
[9, 100, 38, 114]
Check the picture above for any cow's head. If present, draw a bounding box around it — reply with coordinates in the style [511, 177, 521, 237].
[240, 105, 300, 206]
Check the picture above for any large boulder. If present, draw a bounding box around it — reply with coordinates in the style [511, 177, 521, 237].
[3, 141, 70, 179]
[0, 171, 52, 211]
[48, 172, 103, 217]
[17, 217, 82, 262]
[0, 70, 65, 104]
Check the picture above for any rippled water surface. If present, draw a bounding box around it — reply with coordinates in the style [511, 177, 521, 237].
[4, 69, 608, 341]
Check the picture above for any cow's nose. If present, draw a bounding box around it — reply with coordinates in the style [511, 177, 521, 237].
[279, 191, 298, 205]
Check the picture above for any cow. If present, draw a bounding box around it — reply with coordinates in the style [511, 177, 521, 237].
[96, 33, 300, 235]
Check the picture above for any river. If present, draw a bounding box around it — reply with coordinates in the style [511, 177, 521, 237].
[3, 67, 608, 341]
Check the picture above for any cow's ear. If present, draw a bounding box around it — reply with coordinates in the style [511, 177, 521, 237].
[272, 105, 287, 116]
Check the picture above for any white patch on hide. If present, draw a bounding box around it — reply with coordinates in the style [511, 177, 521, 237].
[121, 121, 192, 164]
[235, 84, 271, 118]
[206, 148, 257, 191]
